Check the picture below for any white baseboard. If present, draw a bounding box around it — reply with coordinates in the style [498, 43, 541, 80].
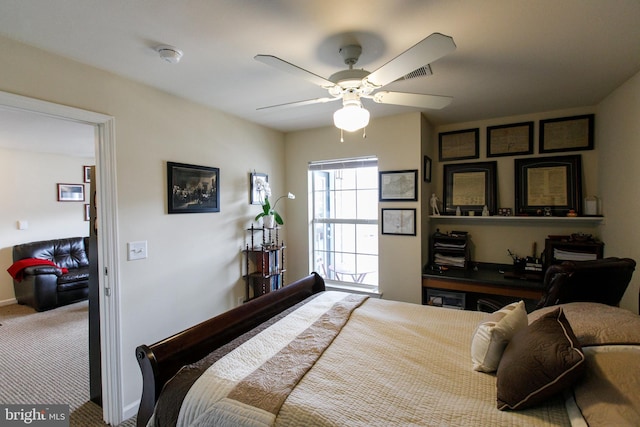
[0, 298, 17, 307]
[122, 400, 140, 424]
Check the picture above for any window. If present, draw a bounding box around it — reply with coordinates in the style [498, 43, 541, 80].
[309, 157, 379, 291]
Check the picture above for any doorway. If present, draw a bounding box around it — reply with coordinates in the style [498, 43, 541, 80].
[0, 91, 122, 424]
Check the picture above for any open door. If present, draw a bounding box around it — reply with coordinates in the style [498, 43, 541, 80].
[88, 166, 101, 405]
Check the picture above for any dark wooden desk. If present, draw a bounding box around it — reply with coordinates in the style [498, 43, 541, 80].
[422, 263, 545, 305]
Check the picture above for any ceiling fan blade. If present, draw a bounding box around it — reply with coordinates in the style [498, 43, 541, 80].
[257, 96, 340, 111]
[365, 33, 456, 88]
[371, 91, 453, 110]
[255, 55, 335, 88]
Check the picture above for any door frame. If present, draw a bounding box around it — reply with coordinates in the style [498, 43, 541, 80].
[0, 91, 122, 424]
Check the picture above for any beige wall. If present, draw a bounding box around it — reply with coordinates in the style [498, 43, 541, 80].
[0, 35, 285, 415]
[0, 148, 94, 303]
[598, 70, 640, 313]
[284, 113, 424, 303]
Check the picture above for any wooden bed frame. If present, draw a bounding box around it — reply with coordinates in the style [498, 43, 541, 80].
[135, 272, 326, 427]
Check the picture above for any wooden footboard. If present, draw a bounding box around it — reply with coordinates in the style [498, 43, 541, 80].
[135, 272, 325, 427]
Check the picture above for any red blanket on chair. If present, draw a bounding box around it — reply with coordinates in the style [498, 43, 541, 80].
[7, 258, 68, 282]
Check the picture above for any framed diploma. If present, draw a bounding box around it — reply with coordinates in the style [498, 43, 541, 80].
[487, 121, 534, 157]
[443, 161, 497, 215]
[514, 154, 582, 216]
[438, 128, 479, 161]
[539, 114, 594, 153]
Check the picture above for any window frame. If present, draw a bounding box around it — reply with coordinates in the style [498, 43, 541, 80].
[309, 157, 379, 292]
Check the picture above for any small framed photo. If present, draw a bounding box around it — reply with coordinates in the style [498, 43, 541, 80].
[83, 165, 92, 183]
[487, 122, 534, 157]
[84, 204, 90, 221]
[250, 172, 268, 205]
[438, 128, 479, 161]
[539, 114, 594, 153]
[57, 183, 85, 202]
[381, 208, 416, 236]
[443, 161, 497, 215]
[423, 156, 432, 183]
[167, 161, 220, 214]
[379, 170, 418, 201]
[514, 154, 582, 216]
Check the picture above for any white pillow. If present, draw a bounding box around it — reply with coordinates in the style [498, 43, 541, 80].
[471, 300, 528, 372]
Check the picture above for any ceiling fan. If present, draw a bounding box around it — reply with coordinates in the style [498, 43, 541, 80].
[255, 33, 456, 136]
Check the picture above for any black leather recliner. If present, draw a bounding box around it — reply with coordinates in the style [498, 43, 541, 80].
[535, 257, 636, 309]
[11, 237, 90, 311]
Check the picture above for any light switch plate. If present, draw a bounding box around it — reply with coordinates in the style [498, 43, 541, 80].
[127, 241, 148, 261]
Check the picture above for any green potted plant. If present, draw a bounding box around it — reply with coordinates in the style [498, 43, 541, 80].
[253, 177, 295, 228]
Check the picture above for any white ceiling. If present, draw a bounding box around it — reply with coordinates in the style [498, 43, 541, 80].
[0, 0, 639, 153]
[0, 106, 95, 158]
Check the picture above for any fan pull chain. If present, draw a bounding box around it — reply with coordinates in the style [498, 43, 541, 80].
[340, 128, 344, 143]
[362, 127, 367, 139]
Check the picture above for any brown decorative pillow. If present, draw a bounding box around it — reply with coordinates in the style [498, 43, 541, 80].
[496, 307, 585, 410]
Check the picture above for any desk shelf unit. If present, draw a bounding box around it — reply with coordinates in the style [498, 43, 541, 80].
[543, 238, 604, 270]
[430, 231, 470, 270]
[242, 225, 286, 302]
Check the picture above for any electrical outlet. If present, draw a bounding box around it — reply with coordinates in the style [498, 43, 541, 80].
[237, 296, 244, 306]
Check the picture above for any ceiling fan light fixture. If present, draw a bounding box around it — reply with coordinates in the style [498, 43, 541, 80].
[255, 33, 457, 134]
[333, 100, 370, 132]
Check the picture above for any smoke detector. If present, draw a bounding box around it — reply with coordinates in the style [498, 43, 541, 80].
[155, 45, 183, 64]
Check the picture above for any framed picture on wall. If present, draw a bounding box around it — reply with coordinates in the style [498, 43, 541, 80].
[423, 156, 432, 183]
[250, 172, 268, 205]
[381, 208, 416, 236]
[57, 183, 85, 202]
[438, 128, 479, 161]
[514, 154, 582, 216]
[443, 161, 497, 215]
[487, 122, 534, 157]
[167, 161, 220, 214]
[83, 165, 92, 183]
[539, 114, 594, 153]
[379, 170, 418, 201]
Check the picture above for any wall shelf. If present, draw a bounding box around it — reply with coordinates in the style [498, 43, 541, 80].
[429, 215, 604, 226]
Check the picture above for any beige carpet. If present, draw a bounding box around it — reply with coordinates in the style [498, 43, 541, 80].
[0, 301, 136, 426]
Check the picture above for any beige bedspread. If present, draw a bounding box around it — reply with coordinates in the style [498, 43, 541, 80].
[179, 292, 369, 426]
[178, 292, 571, 426]
[275, 297, 570, 426]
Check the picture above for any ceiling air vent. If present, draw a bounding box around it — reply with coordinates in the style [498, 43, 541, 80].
[397, 65, 433, 81]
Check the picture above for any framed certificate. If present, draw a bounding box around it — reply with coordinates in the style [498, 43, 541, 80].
[487, 122, 533, 157]
[438, 128, 479, 161]
[539, 114, 594, 153]
[514, 155, 583, 216]
[443, 161, 497, 215]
